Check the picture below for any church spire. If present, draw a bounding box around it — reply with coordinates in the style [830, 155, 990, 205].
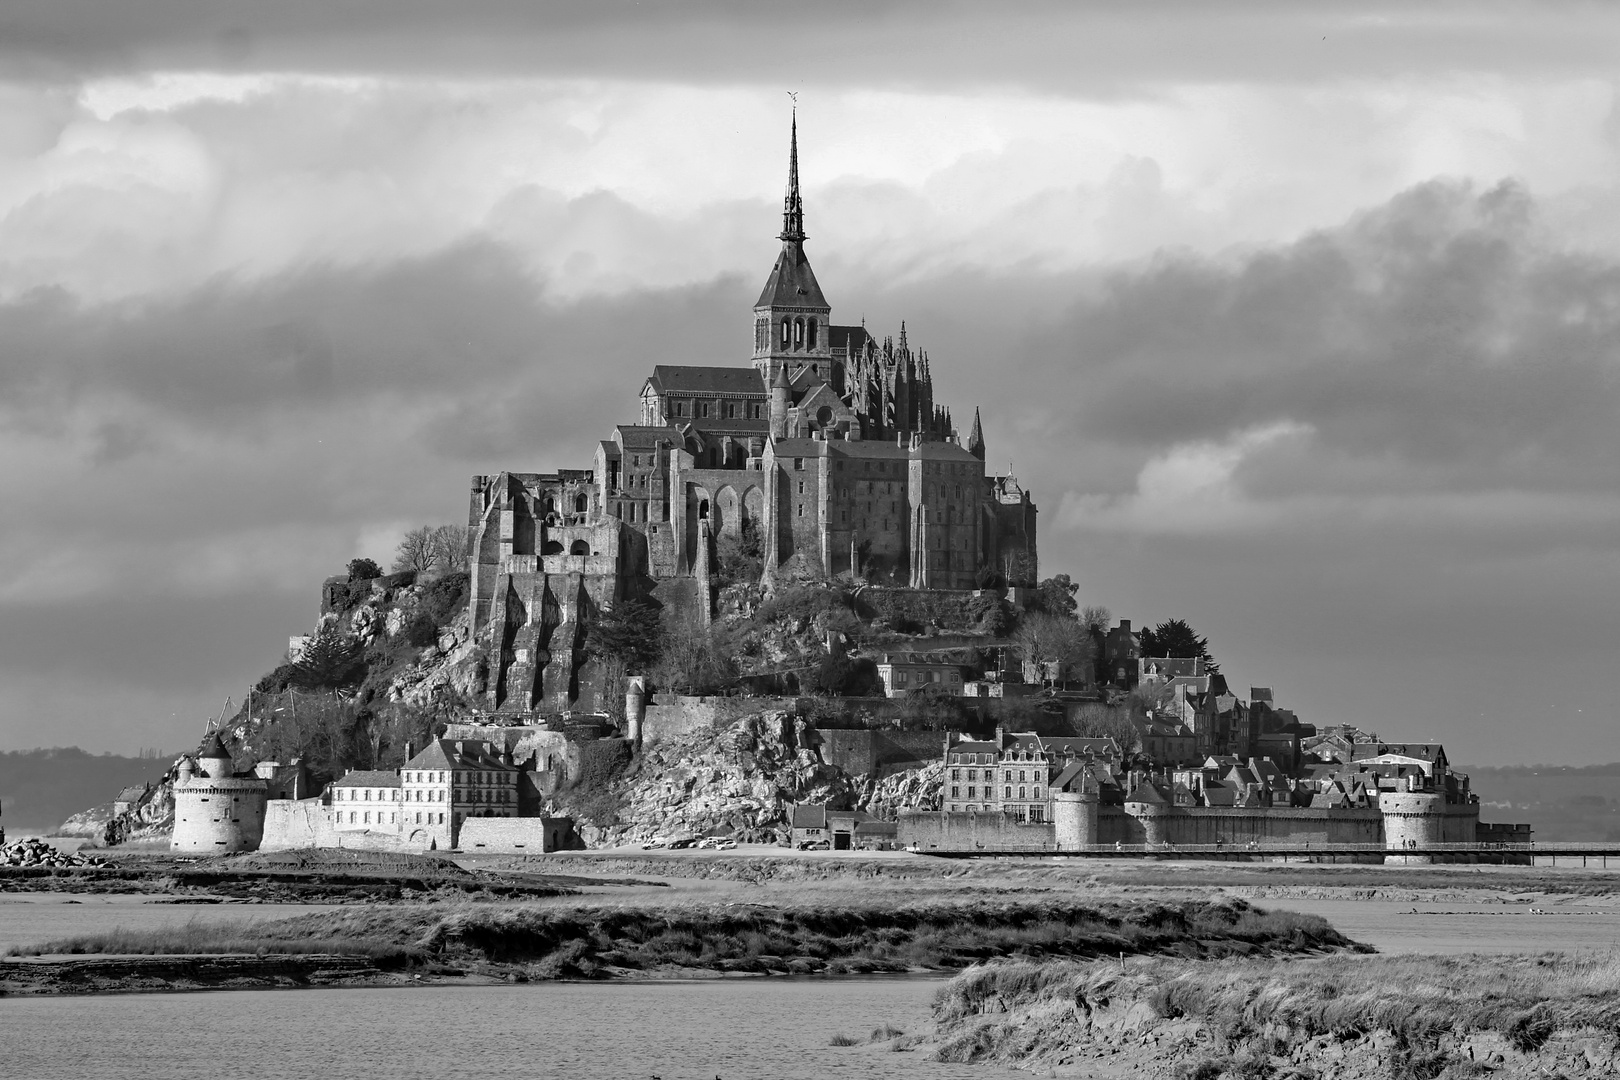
[781, 108, 805, 242]
[967, 407, 986, 461]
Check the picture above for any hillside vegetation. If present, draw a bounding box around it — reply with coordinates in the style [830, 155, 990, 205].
[929, 952, 1620, 1078]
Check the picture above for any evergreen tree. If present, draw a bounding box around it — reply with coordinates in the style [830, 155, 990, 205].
[292, 622, 366, 689]
[1139, 618, 1219, 674]
[586, 600, 663, 671]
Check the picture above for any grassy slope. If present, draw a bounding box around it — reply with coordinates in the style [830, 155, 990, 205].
[11, 898, 1354, 979]
[930, 953, 1620, 1075]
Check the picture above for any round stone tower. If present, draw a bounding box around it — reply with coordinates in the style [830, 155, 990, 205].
[1053, 788, 1100, 851]
[171, 733, 269, 855]
[1380, 780, 1445, 865]
[624, 675, 647, 745]
[1124, 800, 1171, 846]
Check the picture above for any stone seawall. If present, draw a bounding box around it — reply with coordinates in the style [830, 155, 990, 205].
[901, 804, 1387, 852]
[260, 799, 421, 853]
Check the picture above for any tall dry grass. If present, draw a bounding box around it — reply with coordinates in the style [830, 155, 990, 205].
[933, 952, 1620, 1063]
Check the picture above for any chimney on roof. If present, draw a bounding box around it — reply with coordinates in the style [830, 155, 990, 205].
[405, 741, 413, 761]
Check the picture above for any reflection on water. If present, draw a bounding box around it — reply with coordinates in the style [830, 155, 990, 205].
[0, 895, 334, 954]
[4, 979, 1021, 1080]
[1265, 898, 1620, 954]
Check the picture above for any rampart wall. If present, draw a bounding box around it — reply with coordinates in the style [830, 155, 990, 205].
[260, 799, 424, 853]
[457, 817, 576, 853]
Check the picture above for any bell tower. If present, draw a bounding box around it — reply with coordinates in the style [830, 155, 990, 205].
[753, 108, 833, 388]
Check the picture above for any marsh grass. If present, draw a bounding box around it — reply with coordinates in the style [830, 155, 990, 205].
[828, 1033, 859, 1047]
[933, 952, 1620, 1065]
[9, 897, 1349, 978]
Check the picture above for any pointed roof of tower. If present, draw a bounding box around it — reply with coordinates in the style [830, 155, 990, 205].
[967, 407, 985, 458]
[756, 109, 828, 312]
[756, 244, 829, 310]
[781, 107, 804, 243]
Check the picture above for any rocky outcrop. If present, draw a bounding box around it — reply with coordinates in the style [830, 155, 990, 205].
[1, 838, 104, 868]
[563, 709, 943, 848]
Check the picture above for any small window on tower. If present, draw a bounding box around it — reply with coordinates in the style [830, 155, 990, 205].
[782, 319, 791, 346]
[808, 318, 818, 349]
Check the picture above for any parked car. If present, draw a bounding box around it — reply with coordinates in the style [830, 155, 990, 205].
[797, 840, 830, 851]
[714, 839, 737, 850]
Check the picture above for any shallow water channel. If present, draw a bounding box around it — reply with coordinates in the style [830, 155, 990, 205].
[4, 979, 1018, 1080]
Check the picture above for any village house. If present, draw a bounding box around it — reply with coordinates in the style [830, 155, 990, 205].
[875, 655, 966, 697]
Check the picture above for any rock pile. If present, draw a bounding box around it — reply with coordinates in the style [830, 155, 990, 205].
[0, 838, 103, 868]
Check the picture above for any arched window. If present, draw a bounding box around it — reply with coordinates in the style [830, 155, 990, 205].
[781, 318, 791, 346]
[698, 498, 710, 520]
[541, 495, 554, 517]
[575, 493, 588, 513]
[570, 540, 590, 556]
[807, 318, 818, 349]
[794, 317, 804, 349]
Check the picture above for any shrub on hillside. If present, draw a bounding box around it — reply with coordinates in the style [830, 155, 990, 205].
[810, 653, 879, 696]
[348, 558, 382, 582]
[420, 571, 469, 625]
[755, 586, 850, 628]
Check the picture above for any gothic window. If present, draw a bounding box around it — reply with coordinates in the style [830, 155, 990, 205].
[808, 318, 818, 349]
[794, 317, 804, 348]
[781, 319, 790, 346]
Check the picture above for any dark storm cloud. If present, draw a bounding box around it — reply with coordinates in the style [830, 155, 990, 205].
[5, 177, 1620, 759]
[2, 1, 1616, 91]
[885, 180, 1620, 506]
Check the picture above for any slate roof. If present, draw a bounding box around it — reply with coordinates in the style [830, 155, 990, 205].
[828, 324, 872, 354]
[646, 366, 769, 397]
[790, 803, 828, 829]
[405, 738, 515, 772]
[332, 770, 401, 788]
[197, 732, 232, 760]
[755, 243, 830, 311]
[1250, 686, 1274, 703]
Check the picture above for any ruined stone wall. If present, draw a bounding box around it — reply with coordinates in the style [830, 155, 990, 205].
[815, 728, 946, 778]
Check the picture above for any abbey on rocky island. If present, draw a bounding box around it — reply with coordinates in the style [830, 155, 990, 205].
[465, 115, 1037, 714]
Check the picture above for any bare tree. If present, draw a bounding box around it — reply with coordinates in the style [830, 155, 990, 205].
[1011, 612, 1093, 682]
[394, 524, 469, 574]
[427, 524, 469, 572]
[393, 526, 437, 573]
[1079, 605, 1113, 634]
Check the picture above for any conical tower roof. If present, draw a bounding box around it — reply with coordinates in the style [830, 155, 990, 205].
[755, 108, 828, 313]
[197, 731, 232, 762]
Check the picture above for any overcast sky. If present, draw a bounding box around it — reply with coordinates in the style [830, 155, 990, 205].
[2, 2, 1618, 765]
